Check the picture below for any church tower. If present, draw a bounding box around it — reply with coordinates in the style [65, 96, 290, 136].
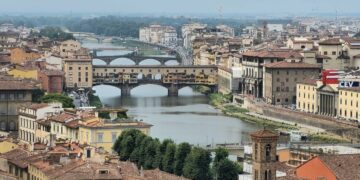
[251, 129, 279, 180]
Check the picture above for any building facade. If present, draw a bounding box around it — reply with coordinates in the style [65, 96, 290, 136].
[63, 51, 93, 89]
[263, 61, 321, 105]
[0, 76, 36, 131]
[296, 79, 319, 113]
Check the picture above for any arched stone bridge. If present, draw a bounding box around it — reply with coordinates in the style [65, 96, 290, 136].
[92, 65, 218, 96]
[92, 51, 180, 65]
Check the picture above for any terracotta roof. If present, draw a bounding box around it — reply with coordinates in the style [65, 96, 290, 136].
[299, 78, 318, 86]
[0, 79, 37, 90]
[319, 154, 360, 180]
[242, 50, 303, 59]
[49, 113, 78, 123]
[64, 120, 81, 128]
[40, 69, 64, 76]
[1, 149, 45, 169]
[338, 87, 360, 92]
[26, 103, 49, 110]
[264, 61, 321, 69]
[144, 168, 189, 180]
[319, 38, 342, 45]
[250, 129, 279, 138]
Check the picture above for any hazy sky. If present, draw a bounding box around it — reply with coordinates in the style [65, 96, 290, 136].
[2, 0, 359, 16]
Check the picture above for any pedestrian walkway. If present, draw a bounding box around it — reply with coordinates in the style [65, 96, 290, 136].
[246, 112, 326, 134]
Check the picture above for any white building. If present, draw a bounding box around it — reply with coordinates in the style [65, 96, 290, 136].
[139, 25, 178, 47]
[18, 103, 63, 145]
[267, 24, 284, 32]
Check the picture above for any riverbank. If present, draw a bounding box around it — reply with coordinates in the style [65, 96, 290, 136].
[209, 93, 298, 130]
[209, 93, 351, 143]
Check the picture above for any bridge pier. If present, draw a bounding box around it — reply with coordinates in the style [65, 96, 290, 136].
[168, 84, 179, 97]
[121, 84, 132, 97]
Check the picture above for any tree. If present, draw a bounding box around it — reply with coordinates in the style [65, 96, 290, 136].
[154, 139, 174, 170]
[162, 143, 176, 173]
[39, 26, 74, 41]
[216, 159, 240, 180]
[213, 147, 229, 170]
[32, 89, 45, 103]
[174, 142, 191, 176]
[138, 136, 154, 167]
[212, 148, 242, 180]
[119, 135, 135, 161]
[144, 139, 160, 169]
[40, 93, 74, 108]
[183, 147, 212, 180]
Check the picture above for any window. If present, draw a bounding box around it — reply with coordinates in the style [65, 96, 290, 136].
[332, 51, 336, 55]
[112, 133, 117, 143]
[254, 144, 258, 160]
[78, 67, 81, 70]
[324, 51, 328, 55]
[265, 144, 271, 161]
[276, 87, 280, 92]
[97, 133, 104, 142]
[69, 67, 73, 70]
[276, 78, 280, 82]
[85, 67, 88, 70]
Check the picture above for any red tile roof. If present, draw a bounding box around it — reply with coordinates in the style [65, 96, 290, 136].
[319, 38, 342, 45]
[242, 50, 303, 59]
[49, 113, 78, 123]
[250, 129, 279, 138]
[26, 103, 49, 110]
[299, 78, 318, 86]
[264, 61, 321, 69]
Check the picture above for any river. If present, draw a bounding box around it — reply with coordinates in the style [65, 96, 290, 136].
[84, 41, 261, 146]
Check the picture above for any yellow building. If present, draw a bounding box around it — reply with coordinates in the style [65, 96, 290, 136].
[79, 119, 152, 152]
[296, 79, 319, 113]
[338, 87, 360, 121]
[63, 49, 93, 89]
[0, 141, 18, 154]
[10, 47, 42, 65]
[8, 66, 38, 80]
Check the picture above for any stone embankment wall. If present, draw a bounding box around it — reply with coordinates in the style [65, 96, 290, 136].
[244, 97, 360, 141]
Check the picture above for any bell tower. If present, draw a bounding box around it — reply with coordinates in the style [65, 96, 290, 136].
[251, 129, 279, 180]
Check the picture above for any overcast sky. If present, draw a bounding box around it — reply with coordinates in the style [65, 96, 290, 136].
[2, 0, 359, 16]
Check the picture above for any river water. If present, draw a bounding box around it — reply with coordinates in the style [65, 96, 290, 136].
[84, 41, 261, 146]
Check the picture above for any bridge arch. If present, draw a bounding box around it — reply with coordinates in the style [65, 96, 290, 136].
[92, 59, 107, 65]
[138, 59, 162, 66]
[110, 58, 136, 66]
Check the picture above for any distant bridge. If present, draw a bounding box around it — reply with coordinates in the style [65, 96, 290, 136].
[92, 65, 218, 96]
[70, 32, 120, 43]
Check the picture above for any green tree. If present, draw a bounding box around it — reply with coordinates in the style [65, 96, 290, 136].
[129, 132, 146, 165]
[144, 139, 160, 169]
[162, 143, 176, 173]
[31, 89, 45, 103]
[138, 136, 154, 167]
[40, 93, 74, 108]
[174, 142, 191, 176]
[154, 139, 174, 170]
[213, 147, 229, 170]
[183, 147, 212, 180]
[216, 159, 240, 180]
[119, 135, 135, 161]
[39, 26, 74, 41]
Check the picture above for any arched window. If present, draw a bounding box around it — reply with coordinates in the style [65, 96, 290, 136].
[254, 143, 258, 160]
[265, 144, 271, 161]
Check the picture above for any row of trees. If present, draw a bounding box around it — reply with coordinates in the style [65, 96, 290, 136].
[113, 129, 242, 180]
[32, 90, 75, 108]
[36, 26, 74, 41]
[0, 15, 252, 37]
